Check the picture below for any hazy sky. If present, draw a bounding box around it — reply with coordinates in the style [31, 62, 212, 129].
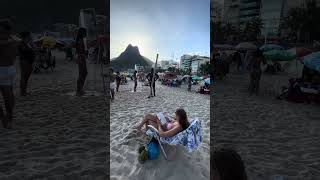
[111, 0, 210, 62]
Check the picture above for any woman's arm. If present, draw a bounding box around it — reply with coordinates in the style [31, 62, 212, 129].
[157, 120, 180, 138]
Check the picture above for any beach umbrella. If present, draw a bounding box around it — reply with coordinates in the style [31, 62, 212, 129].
[192, 75, 202, 81]
[302, 52, 320, 72]
[287, 47, 313, 58]
[183, 75, 190, 79]
[34, 36, 64, 48]
[263, 49, 296, 61]
[235, 42, 257, 50]
[260, 44, 284, 51]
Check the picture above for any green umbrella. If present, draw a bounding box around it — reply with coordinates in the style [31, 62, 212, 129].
[263, 49, 296, 61]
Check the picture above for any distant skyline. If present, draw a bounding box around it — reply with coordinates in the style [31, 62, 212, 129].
[111, 0, 210, 62]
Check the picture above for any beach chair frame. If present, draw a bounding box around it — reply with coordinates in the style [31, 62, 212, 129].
[147, 125, 168, 160]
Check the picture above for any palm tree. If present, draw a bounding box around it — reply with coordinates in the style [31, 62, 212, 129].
[282, 0, 320, 43]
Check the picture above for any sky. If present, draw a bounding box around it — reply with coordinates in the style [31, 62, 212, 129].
[110, 0, 210, 62]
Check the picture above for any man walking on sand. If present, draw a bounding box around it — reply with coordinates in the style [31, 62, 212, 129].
[146, 68, 159, 98]
[75, 27, 88, 96]
[109, 68, 115, 101]
[0, 19, 18, 129]
[133, 70, 138, 92]
[248, 49, 266, 95]
[115, 72, 121, 92]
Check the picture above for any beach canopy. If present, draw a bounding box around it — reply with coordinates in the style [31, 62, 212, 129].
[302, 52, 320, 72]
[287, 47, 313, 58]
[57, 38, 75, 47]
[263, 49, 296, 61]
[214, 44, 234, 50]
[192, 75, 202, 81]
[260, 44, 284, 51]
[235, 42, 257, 50]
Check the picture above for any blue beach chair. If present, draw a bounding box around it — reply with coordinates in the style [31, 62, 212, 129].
[146, 119, 202, 160]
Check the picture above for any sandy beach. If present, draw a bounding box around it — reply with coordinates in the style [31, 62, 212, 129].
[110, 81, 210, 180]
[0, 51, 108, 179]
[213, 63, 320, 180]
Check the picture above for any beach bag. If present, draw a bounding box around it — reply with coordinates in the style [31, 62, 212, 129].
[147, 140, 160, 160]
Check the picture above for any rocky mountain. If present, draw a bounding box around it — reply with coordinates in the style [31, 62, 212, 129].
[111, 44, 153, 70]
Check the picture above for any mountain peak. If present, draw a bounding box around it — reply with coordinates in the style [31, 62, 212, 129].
[125, 44, 140, 55]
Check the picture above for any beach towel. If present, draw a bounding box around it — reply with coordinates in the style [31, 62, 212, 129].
[146, 118, 202, 153]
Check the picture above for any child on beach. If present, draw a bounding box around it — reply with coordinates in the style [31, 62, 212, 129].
[135, 108, 190, 138]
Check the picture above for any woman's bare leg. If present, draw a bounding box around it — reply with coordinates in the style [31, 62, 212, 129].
[136, 114, 158, 130]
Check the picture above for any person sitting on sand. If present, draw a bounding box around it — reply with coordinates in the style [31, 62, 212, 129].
[212, 148, 247, 180]
[135, 108, 190, 138]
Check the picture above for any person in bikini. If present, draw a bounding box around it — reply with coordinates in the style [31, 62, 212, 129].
[135, 108, 190, 138]
[0, 19, 18, 129]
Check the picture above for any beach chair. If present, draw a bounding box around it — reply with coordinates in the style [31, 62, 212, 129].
[146, 119, 202, 160]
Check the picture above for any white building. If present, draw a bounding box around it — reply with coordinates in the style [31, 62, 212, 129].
[190, 56, 210, 74]
[180, 55, 193, 71]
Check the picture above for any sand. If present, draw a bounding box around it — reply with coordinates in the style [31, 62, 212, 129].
[110, 81, 210, 180]
[213, 62, 320, 180]
[0, 50, 108, 179]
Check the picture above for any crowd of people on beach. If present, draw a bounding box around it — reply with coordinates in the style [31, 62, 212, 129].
[0, 18, 100, 129]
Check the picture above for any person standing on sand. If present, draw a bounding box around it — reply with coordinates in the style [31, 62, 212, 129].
[0, 19, 18, 129]
[146, 68, 159, 98]
[109, 68, 115, 101]
[19, 31, 35, 96]
[188, 76, 192, 91]
[115, 71, 121, 92]
[133, 70, 138, 92]
[248, 49, 266, 95]
[75, 27, 88, 96]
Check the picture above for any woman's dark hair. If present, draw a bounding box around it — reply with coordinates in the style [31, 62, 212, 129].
[76, 27, 87, 42]
[175, 108, 189, 130]
[211, 148, 247, 180]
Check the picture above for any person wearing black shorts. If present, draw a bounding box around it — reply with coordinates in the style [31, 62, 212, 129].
[146, 68, 159, 97]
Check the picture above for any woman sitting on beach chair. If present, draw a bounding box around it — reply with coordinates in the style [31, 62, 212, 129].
[135, 108, 190, 138]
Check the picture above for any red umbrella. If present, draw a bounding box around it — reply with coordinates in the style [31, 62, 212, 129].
[288, 47, 313, 58]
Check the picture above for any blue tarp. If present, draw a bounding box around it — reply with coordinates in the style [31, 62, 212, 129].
[260, 44, 284, 51]
[303, 52, 320, 72]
